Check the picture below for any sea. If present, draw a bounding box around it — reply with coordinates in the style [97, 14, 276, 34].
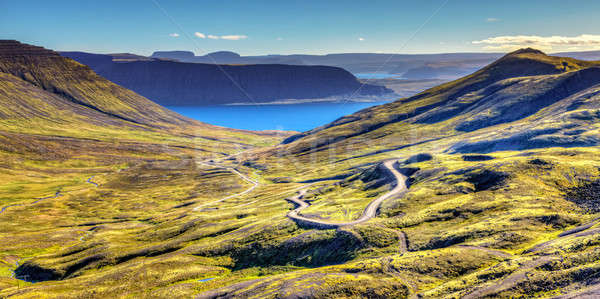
[167, 101, 389, 132]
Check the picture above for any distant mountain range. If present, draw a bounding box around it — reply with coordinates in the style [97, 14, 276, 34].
[152, 50, 504, 80]
[152, 49, 600, 80]
[61, 51, 393, 106]
[59, 49, 600, 107]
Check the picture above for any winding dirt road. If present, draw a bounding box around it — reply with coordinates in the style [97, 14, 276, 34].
[0, 175, 101, 215]
[286, 160, 407, 228]
[460, 217, 600, 298]
[193, 161, 259, 211]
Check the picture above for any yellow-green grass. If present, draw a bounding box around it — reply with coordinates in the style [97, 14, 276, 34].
[4, 46, 600, 297]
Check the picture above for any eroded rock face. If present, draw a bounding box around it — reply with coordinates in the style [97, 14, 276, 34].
[0, 40, 58, 57]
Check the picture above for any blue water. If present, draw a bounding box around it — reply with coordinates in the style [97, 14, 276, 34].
[354, 73, 402, 79]
[168, 102, 388, 132]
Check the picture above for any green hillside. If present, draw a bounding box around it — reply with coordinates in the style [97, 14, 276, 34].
[2, 44, 600, 298]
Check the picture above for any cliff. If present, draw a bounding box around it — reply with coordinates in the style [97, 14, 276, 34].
[61, 52, 393, 105]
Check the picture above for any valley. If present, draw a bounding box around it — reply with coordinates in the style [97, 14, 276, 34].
[2, 39, 600, 299]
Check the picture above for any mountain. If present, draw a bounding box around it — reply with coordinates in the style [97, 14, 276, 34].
[151, 50, 196, 61]
[61, 51, 393, 105]
[282, 48, 600, 151]
[0, 41, 193, 129]
[206, 51, 242, 61]
[556, 50, 600, 61]
[151, 49, 600, 81]
[0, 40, 291, 296]
[151, 50, 504, 79]
[0, 40, 284, 154]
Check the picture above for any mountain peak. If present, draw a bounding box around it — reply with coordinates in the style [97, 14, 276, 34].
[488, 47, 593, 77]
[506, 48, 547, 56]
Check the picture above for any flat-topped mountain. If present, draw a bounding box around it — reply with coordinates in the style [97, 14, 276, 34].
[151, 49, 600, 81]
[61, 51, 393, 105]
[151, 50, 505, 79]
[151, 50, 196, 61]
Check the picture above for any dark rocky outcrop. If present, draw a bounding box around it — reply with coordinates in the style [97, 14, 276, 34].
[565, 180, 600, 212]
[14, 262, 61, 282]
[61, 52, 393, 106]
[443, 168, 510, 192]
[403, 153, 433, 164]
[463, 155, 495, 161]
[0, 40, 58, 57]
[350, 162, 398, 190]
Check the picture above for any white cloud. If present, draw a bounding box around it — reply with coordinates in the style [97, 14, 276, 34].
[358, 37, 365, 41]
[220, 35, 247, 40]
[277, 37, 283, 41]
[486, 18, 500, 22]
[472, 34, 600, 52]
[194, 32, 247, 41]
[169, 33, 180, 37]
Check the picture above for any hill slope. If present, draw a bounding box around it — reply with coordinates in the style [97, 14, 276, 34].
[0, 41, 289, 296]
[0, 41, 192, 128]
[223, 49, 600, 298]
[281, 49, 600, 153]
[0, 40, 285, 143]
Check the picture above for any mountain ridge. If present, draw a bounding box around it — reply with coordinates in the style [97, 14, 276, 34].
[0, 40, 192, 129]
[149, 48, 600, 79]
[280, 49, 600, 154]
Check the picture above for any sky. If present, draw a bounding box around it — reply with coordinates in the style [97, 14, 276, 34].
[3, 0, 600, 56]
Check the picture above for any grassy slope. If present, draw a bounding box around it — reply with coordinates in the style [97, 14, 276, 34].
[3, 46, 600, 298]
[0, 42, 289, 296]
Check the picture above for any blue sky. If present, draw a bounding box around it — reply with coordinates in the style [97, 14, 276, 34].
[3, 0, 600, 56]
